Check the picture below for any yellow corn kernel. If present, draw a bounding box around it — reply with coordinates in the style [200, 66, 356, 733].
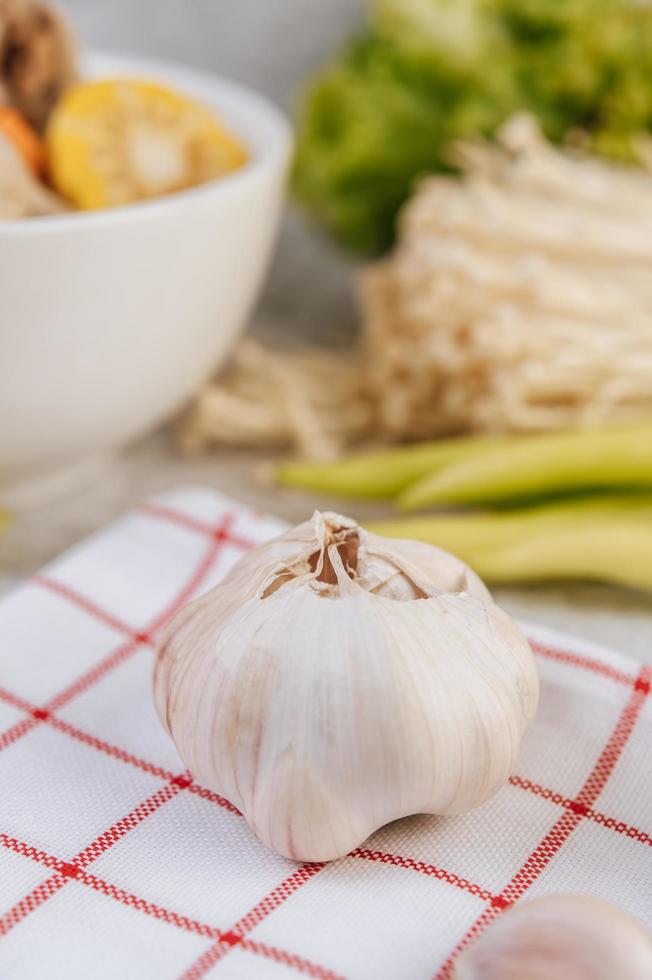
[46, 78, 248, 210]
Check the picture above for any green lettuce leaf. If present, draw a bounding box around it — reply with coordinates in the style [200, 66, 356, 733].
[293, 0, 652, 253]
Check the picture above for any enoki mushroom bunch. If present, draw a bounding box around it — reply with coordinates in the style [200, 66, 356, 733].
[362, 114, 652, 439]
[183, 115, 652, 457]
[179, 338, 374, 460]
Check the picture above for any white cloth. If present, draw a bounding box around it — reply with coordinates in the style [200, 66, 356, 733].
[0, 488, 649, 980]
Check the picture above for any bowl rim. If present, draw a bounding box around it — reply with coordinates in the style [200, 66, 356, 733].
[0, 49, 293, 237]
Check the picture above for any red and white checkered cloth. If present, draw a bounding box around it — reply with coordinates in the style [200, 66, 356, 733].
[0, 488, 650, 980]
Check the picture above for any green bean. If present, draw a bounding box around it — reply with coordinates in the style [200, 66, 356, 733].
[275, 434, 510, 500]
[398, 423, 652, 511]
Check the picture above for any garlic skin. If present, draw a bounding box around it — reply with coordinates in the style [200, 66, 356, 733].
[154, 512, 538, 862]
[454, 894, 652, 980]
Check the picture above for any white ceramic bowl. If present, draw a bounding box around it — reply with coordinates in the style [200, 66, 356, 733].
[0, 52, 292, 505]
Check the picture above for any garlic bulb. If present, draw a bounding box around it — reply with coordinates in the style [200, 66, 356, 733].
[454, 894, 652, 980]
[154, 512, 538, 861]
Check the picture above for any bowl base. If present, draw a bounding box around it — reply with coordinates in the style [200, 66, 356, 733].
[1, 453, 115, 513]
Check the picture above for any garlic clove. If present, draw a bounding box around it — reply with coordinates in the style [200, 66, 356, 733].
[154, 511, 539, 862]
[361, 530, 492, 601]
[453, 894, 652, 980]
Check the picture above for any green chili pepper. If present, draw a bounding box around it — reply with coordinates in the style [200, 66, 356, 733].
[275, 433, 510, 500]
[474, 521, 652, 593]
[398, 423, 652, 511]
[369, 495, 652, 593]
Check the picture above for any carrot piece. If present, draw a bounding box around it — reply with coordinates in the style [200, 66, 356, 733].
[0, 106, 47, 176]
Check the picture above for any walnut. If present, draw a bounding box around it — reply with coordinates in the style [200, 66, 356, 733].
[0, 0, 77, 131]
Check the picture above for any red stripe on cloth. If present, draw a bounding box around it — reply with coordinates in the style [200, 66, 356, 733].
[48, 716, 174, 782]
[0, 517, 229, 754]
[49, 713, 239, 814]
[0, 684, 174, 785]
[232, 862, 325, 936]
[1, 832, 220, 941]
[177, 941, 236, 980]
[76, 869, 221, 940]
[0, 781, 185, 938]
[508, 774, 568, 808]
[590, 812, 652, 846]
[0, 688, 41, 752]
[573, 673, 651, 808]
[74, 781, 182, 869]
[145, 519, 232, 635]
[351, 849, 494, 903]
[0, 716, 37, 752]
[179, 863, 326, 979]
[0, 688, 33, 714]
[140, 503, 257, 552]
[509, 774, 652, 846]
[0, 874, 68, 936]
[435, 664, 652, 979]
[46, 635, 144, 714]
[237, 937, 345, 980]
[33, 576, 144, 640]
[0, 829, 337, 978]
[186, 782, 241, 816]
[0, 685, 245, 818]
[530, 640, 637, 688]
[0, 833, 61, 870]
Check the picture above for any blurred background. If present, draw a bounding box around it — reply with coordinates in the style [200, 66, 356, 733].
[2, 0, 652, 657]
[60, 0, 362, 103]
[58, 0, 364, 342]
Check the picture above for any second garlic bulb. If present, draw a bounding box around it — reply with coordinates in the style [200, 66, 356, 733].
[154, 512, 539, 861]
[454, 894, 652, 979]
